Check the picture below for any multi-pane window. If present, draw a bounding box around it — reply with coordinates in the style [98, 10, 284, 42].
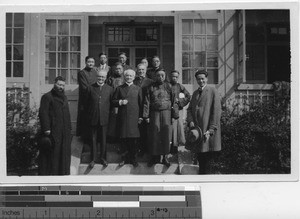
[107, 27, 131, 42]
[181, 19, 218, 84]
[135, 27, 158, 42]
[135, 48, 158, 67]
[245, 10, 290, 83]
[6, 13, 25, 78]
[45, 19, 81, 84]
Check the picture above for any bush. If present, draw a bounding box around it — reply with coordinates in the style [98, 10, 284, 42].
[6, 87, 39, 175]
[212, 83, 290, 174]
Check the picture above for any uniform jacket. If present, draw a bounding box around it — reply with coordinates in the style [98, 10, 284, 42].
[87, 83, 113, 127]
[186, 85, 221, 152]
[112, 83, 143, 138]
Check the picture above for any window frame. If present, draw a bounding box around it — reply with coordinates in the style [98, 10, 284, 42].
[40, 15, 87, 93]
[6, 13, 30, 84]
[177, 12, 220, 90]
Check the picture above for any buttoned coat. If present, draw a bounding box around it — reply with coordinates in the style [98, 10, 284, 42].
[38, 89, 72, 175]
[112, 84, 143, 138]
[186, 85, 221, 153]
[87, 83, 113, 127]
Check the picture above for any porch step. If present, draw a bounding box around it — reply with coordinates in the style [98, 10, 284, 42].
[78, 162, 199, 175]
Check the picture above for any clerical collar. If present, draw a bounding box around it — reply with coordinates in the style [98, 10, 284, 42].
[126, 82, 133, 86]
[97, 82, 104, 86]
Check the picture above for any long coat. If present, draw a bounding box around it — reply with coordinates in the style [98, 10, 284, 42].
[106, 74, 125, 138]
[76, 67, 98, 139]
[143, 82, 176, 155]
[87, 83, 113, 126]
[112, 83, 143, 138]
[186, 85, 221, 153]
[38, 89, 72, 175]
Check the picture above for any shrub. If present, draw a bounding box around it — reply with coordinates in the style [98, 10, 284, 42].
[212, 82, 290, 174]
[6, 86, 39, 175]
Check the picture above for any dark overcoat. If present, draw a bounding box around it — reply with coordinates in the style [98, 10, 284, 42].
[106, 75, 125, 138]
[112, 83, 143, 138]
[38, 89, 72, 175]
[87, 83, 113, 126]
[143, 82, 176, 155]
[186, 85, 221, 153]
[76, 67, 98, 139]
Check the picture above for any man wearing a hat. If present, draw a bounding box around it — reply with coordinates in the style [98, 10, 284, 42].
[186, 70, 221, 174]
[38, 76, 72, 175]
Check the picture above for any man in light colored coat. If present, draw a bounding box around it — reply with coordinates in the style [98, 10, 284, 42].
[187, 69, 221, 174]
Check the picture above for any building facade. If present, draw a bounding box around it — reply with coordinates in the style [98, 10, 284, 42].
[6, 10, 290, 133]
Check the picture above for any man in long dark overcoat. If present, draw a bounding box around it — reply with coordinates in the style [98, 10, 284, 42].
[76, 56, 98, 142]
[86, 70, 113, 168]
[38, 76, 72, 175]
[134, 63, 153, 155]
[186, 69, 221, 174]
[112, 69, 143, 167]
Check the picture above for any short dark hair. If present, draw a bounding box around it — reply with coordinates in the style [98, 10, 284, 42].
[152, 55, 160, 60]
[85, 56, 95, 62]
[170, 70, 180, 75]
[195, 69, 208, 78]
[98, 52, 107, 58]
[54, 76, 65, 83]
[156, 68, 165, 74]
[118, 52, 127, 57]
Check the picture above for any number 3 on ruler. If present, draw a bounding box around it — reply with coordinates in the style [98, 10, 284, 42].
[151, 210, 155, 216]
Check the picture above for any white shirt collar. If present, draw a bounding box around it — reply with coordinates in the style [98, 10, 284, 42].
[126, 82, 133, 86]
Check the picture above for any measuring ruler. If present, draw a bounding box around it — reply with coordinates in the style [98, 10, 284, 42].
[0, 186, 201, 218]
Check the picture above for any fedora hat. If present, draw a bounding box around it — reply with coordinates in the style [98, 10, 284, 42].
[188, 126, 203, 144]
[38, 135, 53, 151]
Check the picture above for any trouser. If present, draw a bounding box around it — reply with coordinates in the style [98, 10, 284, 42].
[121, 138, 138, 161]
[197, 152, 217, 174]
[91, 125, 107, 161]
[138, 120, 148, 153]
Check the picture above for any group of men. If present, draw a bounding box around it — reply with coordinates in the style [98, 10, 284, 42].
[38, 52, 221, 175]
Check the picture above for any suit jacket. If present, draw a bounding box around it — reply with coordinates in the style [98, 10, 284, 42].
[87, 83, 114, 126]
[186, 85, 221, 152]
[112, 83, 143, 138]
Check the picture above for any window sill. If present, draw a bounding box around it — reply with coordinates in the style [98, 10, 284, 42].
[237, 84, 273, 90]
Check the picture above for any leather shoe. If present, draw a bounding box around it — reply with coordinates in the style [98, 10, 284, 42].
[130, 160, 138, 168]
[89, 160, 95, 168]
[100, 158, 108, 167]
[161, 159, 171, 168]
[147, 158, 156, 167]
[119, 160, 126, 166]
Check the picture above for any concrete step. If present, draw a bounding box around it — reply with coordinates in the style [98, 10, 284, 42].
[78, 162, 199, 175]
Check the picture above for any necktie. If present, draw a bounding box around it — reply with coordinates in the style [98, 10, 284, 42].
[198, 88, 202, 96]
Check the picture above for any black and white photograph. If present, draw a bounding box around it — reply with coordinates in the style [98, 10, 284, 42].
[1, 1, 298, 183]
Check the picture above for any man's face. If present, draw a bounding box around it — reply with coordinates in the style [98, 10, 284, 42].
[124, 70, 135, 83]
[99, 55, 107, 65]
[137, 65, 146, 77]
[152, 57, 160, 68]
[156, 70, 165, 83]
[86, 58, 95, 69]
[196, 73, 208, 88]
[54, 80, 65, 93]
[119, 54, 127, 64]
[115, 65, 124, 76]
[97, 71, 107, 84]
[171, 72, 179, 84]
[141, 59, 148, 67]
